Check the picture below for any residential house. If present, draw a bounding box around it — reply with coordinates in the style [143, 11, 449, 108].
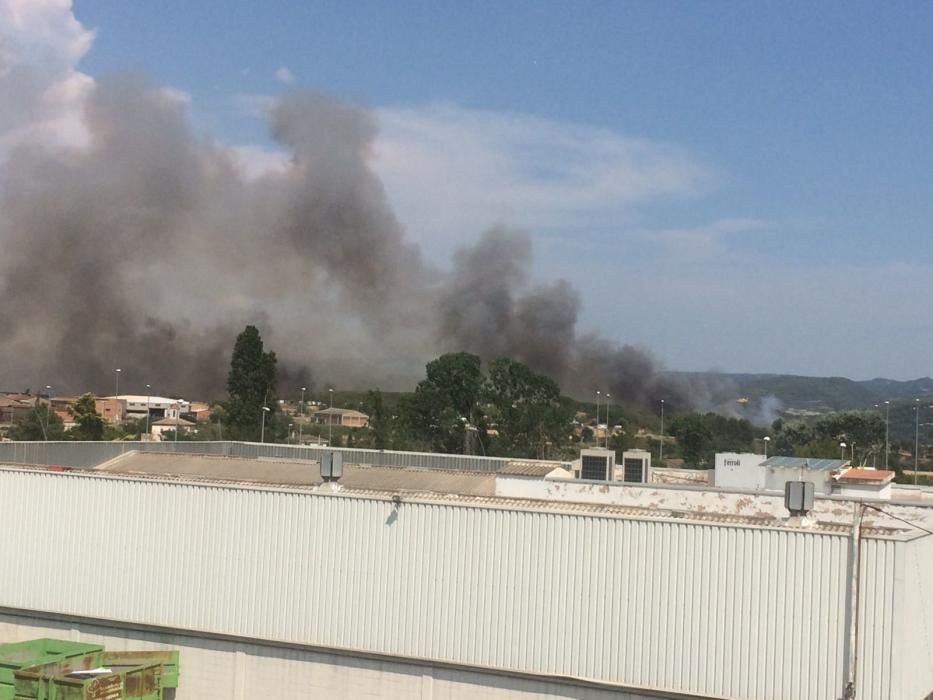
[312, 407, 369, 428]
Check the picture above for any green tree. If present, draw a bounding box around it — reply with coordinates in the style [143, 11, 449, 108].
[484, 357, 569, 458]
[9, 404, 65, 441]
[669, 413, 713, 467]
[69, 394, 104, 440]
[226, 326, 278, 441]
[407, 352, 483, 454]
[772, 410, 885, 463]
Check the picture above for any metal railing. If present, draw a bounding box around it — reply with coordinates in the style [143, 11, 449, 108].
[0, 441, 568, 472]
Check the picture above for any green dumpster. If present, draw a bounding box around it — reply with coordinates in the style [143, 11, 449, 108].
[0, 640, 178, 700]
[0, 640, 103, 700]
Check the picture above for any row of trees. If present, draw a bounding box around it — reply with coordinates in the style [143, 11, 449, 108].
[661, 410, 891, 469]
[12, 325, 900, 468]
[771, 411, 887, 465]
[216, 330, 572, 458]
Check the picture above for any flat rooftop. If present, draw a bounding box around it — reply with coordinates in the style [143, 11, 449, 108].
[95, 451, 497, 497]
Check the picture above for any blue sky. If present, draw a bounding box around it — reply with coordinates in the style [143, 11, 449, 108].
[21, 2, 933, 378]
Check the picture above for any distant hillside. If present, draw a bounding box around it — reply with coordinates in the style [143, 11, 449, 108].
[674, 372, 933, 414]
[857, 377, 933, 400]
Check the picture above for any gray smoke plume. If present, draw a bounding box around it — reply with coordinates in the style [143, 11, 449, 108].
[0, 74, 697, 409]
[437, 227, 697, 409]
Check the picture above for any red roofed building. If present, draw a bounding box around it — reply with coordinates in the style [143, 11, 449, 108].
[833, 467, 895, 500]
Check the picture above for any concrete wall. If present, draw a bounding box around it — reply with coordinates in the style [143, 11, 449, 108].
[0, 610, 700, 700]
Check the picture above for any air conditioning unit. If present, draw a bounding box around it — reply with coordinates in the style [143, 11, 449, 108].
[618, 449, 651, 484]
[576, 448, 616, 481]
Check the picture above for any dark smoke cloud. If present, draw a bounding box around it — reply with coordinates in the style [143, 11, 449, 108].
[0, 74, 700, 409]
[437, 228, 698, 408]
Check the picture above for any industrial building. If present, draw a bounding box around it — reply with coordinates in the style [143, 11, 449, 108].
[0, 441, 932, 699]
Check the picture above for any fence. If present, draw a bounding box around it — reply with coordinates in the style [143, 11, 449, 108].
[0, 441, 568, 472]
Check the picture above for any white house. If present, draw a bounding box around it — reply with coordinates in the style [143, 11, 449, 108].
[150, 417, 197, 440]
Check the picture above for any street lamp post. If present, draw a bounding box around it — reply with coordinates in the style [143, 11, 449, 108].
[763, 435, 770, 459]
[174, 401, 180, 443]
[605, 393, 611, 449]
[260, 406, 271, 443]
[145, 384, 151, 438]
[595, 390, 601, 446]
[44, 385, 52, 440]
[298, 386, 307, 445]
[884, 400, 891, 470]
[840, 442, 847, 461]
[659, 399, 665, 463]
[328, 388, 334, 446]
[114, 368, 121, 398]
[915, 398, 921, 485]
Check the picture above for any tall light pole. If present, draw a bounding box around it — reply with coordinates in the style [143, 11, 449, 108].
[174, 400, 180, 443]
[659, 399, 665, 463]
[328, 388, 334, 446]
[840, 441, 847, 461]
[595, 390, 601, 446]
[114, 368, 121, 398]
[915, 398, 921, 484]
[145, 384, 151, 437]
[763, 435, 770, 459]
[44, 385, 52, 440]
[884, 400, 891, 470]
[298, 386, 306, 444]
[260, 406, 271, 443]
[605, 393, 611, 449]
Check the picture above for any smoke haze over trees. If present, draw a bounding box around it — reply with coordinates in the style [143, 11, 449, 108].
[0, 73, 698, 409]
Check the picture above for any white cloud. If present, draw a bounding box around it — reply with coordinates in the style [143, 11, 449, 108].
[370, 103, 717, 260]
[274, 65, 295, 85]
[641, 217, 770, 257]
[0, 0, 95, 154]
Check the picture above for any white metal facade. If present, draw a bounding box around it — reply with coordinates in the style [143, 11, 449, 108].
[0, 467, 926, 700]
[0, 611, 691, 700]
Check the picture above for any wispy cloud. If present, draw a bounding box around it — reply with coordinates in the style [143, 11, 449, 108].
[641, 217, 771, 257]
[370, 103, 718, 260]
[274, 65, 295, 85]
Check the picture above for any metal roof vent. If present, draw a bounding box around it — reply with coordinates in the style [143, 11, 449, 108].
[784, 480, 815, 517]
[320, 451, 344, 482]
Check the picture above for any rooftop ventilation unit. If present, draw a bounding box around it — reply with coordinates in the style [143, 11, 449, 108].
[784, 480, 815, 516]
[619, 449, 651, 484]
[320, 451, 344, 482]
[577, 448, 615, 481]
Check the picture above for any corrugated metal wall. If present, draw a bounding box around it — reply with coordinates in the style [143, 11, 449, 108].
[0, 441, 544, 472]
[894, 535, 933, 699]
[0, 468, 904, 700]
[0, 613, 707, 700]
